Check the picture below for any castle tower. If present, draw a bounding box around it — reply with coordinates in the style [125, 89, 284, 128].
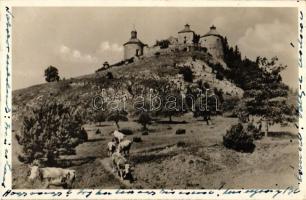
[199, 25, 224, 59]
[123, 29, 146, 60]
[178, 24, 195, 44]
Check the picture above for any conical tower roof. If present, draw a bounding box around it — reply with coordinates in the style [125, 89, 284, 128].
[202, 25, 221, 37]
[178, 24, 194, 33]
[123, 29, 145, 46]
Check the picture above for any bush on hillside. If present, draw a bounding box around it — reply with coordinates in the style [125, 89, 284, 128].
[175, 129, 186, 135]
[179, 66, 193, 82]
[16, 101, 84, 165]
[119, 128, 134, 135]
[133, 137, 142, 143]
[106, 72, 113, 79]
[44, 65, 60, 82]
[223, 123, 255, 153]
[79, 127, 88, 142]
[96, 128, 101, 134]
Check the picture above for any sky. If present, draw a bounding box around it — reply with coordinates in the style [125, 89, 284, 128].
[12, 7, 298, 90]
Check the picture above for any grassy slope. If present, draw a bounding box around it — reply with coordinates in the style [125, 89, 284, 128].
[12, 51, 298, 189]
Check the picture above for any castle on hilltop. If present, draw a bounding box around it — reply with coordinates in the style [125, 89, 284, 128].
[123, 24, 224, 61]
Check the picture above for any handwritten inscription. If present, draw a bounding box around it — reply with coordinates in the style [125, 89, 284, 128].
[296, 10, 304, 186]
[1, 6, 12, 189]
[2, 187, 300, 199]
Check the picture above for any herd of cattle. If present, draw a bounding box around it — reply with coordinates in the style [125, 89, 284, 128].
[27, 130, 133, 188]
[108, 130, 134, 181]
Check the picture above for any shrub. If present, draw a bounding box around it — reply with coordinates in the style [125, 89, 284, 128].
[106, 72, 113, 79]
[96, 128, 101, 134]
[16, 101, 84, 165]
[133, 137, 142, 143]
[222, 97, 240, 112]
[79, 127, 88, 142]
[142, 131, 149, 136]
[138, 111, 152, 131]
[175, 129, 186, 135]
[155, 52, 160, 56]
[119, 128, 133, 135]
[203, 82, 210, 89]
[223, 123, 255, 153]
[94, 111, 107, 126]
[179, 66, 193, 82]
[177, 141, 186, 147]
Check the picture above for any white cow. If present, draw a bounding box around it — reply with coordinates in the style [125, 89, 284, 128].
[118, 139, 133, 156]
[107, 141, 117, 157]
[111, 152, 131, 180]
[28, 166, 76, 189]
[113, 130, 125, 143]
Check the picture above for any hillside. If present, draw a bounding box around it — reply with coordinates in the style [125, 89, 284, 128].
[13, 50, 243, 123]
[12, 49, 299, 189]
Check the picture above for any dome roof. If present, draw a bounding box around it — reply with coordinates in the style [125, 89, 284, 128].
[123, 38, 145, 46]
[123, 29, 146, 46]
[201, 25, 222, 38]
[178, 24, 194, 34]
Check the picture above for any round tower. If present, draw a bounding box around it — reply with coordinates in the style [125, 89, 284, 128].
[123, 29, 145, 61]
[199, 25, 224, 59]
[178, 24, 195, 44]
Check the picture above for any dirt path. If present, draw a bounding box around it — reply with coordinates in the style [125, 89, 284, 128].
[99, 158, 133, 188]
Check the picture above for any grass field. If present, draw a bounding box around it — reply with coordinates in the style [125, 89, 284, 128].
[12, 113, 298, 189]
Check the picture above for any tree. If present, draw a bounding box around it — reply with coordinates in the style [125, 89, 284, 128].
[16, 101, 84, 165]
[157, 91, 186, 122]
[155, 40, 170, 49]
[193, 96, 212, 125]
[237, 57, 296, 136]
[107, 109, 128, 129]
[44, 65, 60, 82]
[192, 34, 201, 45]
[138, 111, 152, 131]
[94, 111, 107, 126]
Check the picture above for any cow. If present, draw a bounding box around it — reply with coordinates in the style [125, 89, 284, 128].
[113, 130, 125, 143]
[28, 166, 76, 189]
[107, 141, 117, 157]
[111, 152, 131, 180]
[118, 139, 133, 157]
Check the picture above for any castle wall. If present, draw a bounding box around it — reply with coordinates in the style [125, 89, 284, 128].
[199, 35, 224, 59]
[178, 32, 194, 44]
[124, 43, 143, 60]
[143, 46, 160, 57]
[143, 45, 174, 57]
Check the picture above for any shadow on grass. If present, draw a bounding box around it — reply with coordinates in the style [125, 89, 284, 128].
[130, 152, 177, 164]
[96, 124, 112, 127]
[86, 138, 105, 143]
[267, 131, 297, 139]
[155, 120, 188, 124]
[56, 156, 97, 168]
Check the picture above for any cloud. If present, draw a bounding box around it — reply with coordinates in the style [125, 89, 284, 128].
[58, 45, 98, 63]
[237, 20, 298, 89]
[57, 42, 123, 66]
[237, 20, 295, 59]
[97, 41, 123, 53]
[95, 41, 124, 63]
